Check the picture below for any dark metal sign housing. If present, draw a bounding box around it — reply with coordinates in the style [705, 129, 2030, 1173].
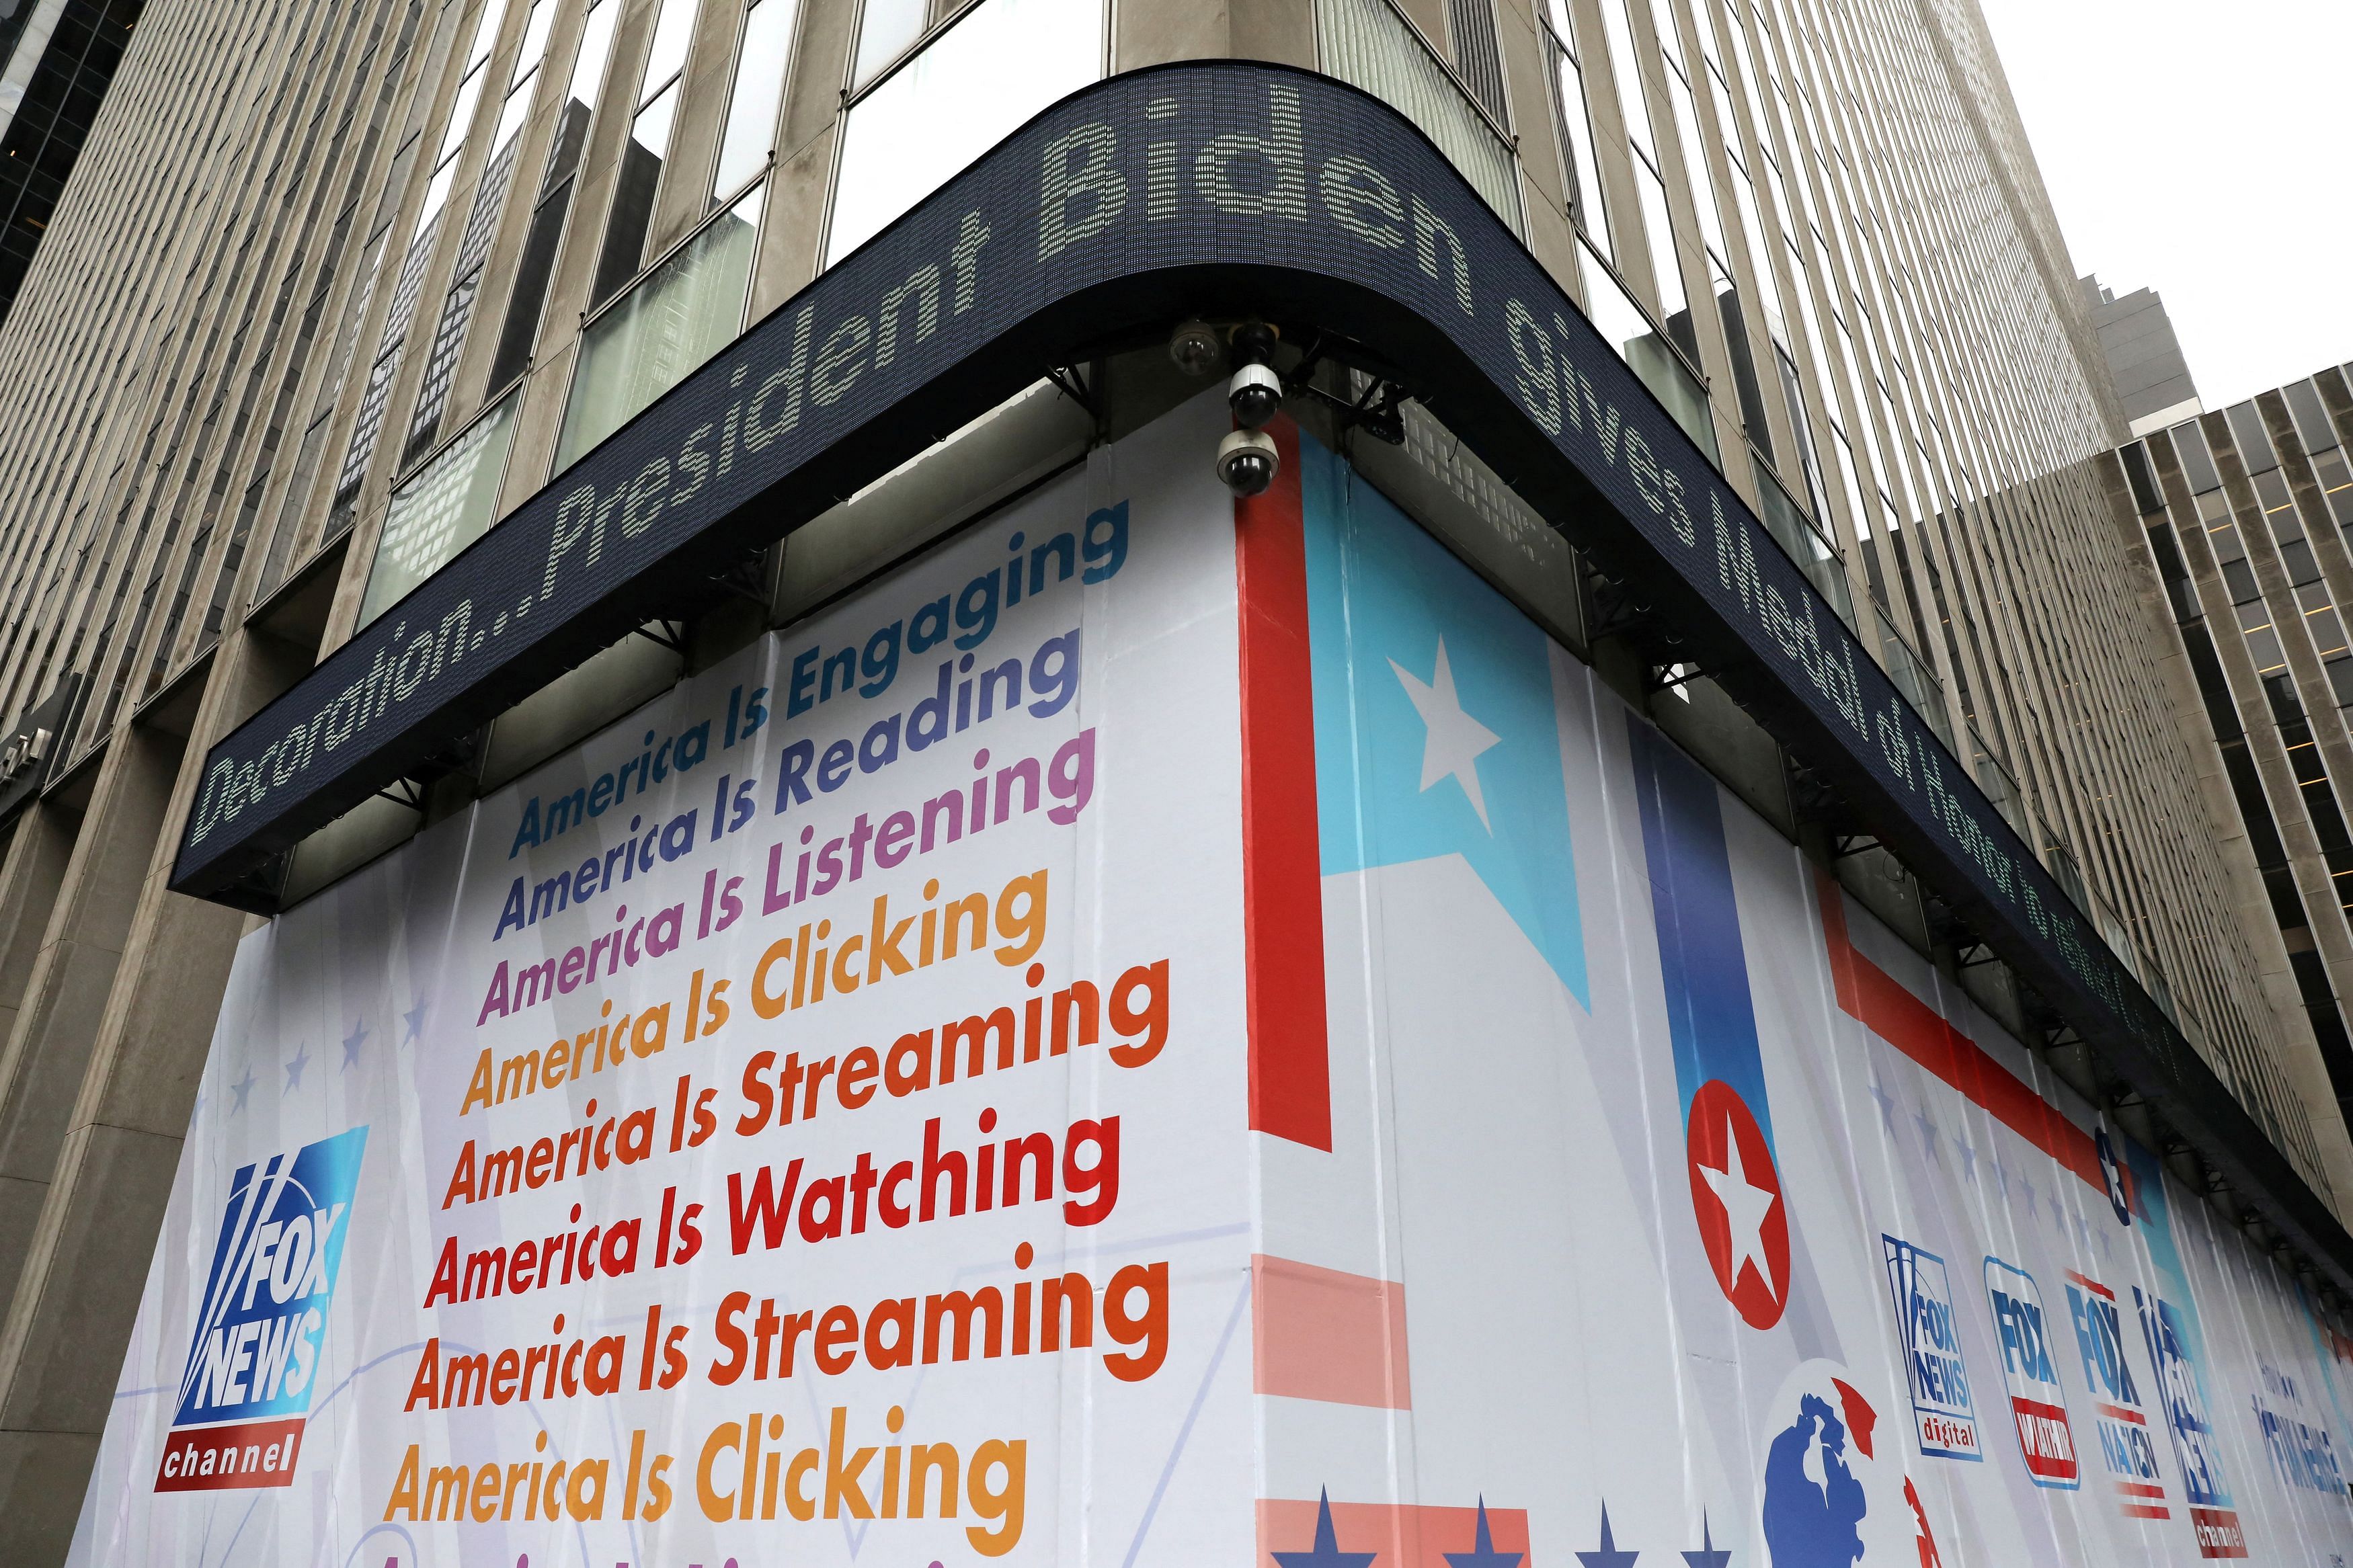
[170, 63, 2353, 1285]
[0, 674, 81, 830]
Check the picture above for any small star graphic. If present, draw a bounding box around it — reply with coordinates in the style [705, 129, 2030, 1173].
[403, 995, 428, 1042]
[2098, 1226, 2114, 1259]
[2021, 1176, 2040, 1219]
[1445, 1498, 1521, 1568]
[1577, 1503, 1639, 1568]
[1391, 636, 1503, 831]
[341, 1018, 369, 1072]
[1990, 1155, 2012, 1200]
[1913, 1107, 1941, 1164]
[284, 1043, 311, 1094]
[1273, 1490, 1376, 1568]
[1868, 1077, 1899, 1133]
[1954, 1139, 1979, 1182]
[229, 1068, 257, 1114]
[1682, 1513, 1730, 1568]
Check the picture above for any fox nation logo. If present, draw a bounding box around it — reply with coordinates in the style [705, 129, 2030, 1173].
[155, 1127, 367, 1492]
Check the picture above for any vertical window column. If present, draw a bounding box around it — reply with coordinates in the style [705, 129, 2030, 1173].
[487, 0, 621, 392]
[403, 0, 560, 465]
[2285, 375, 2353, 532]
[328, 0, 518, 530]
[590, 0, 706, 307]
[710, 0, 800, 204]
[1538, 0, 1612, 256]
[1445, 0, 1509, 122]
[1594, 0, 1693, 360]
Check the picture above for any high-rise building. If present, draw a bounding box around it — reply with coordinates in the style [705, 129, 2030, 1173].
[0, 0, 142, 325]
[0, 0, 2346, 1557]
[2083, 272, 2202, 436]
[2110, 366, 2353, 1149]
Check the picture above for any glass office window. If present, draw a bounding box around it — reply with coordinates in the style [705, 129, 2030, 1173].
[1596, 0, 1654, 159]
[361, 393, 522, 624]
[327, 0, 516, 522]
[405, 0, 561, 462]
[1540, 8, 1611, 256]
[2227, 401, 2278, 472]
[1316, 0, 1522, 230]
[1575, 237, 1716, 464]
[713, 0, 799, 200]
[828, 0, 1101, 265]
[1628, 151, 1689, 341]
[1445, 0, 1509, 123]
[853, 0, 929, 85]
[489, 0, 621, 390]
[557, 185, 764, 471]
[2286, 379, 2342, 455]
[641, 0, 699, 87]
[593, 0, 707, 306]
[2172, 419, 2223, 494]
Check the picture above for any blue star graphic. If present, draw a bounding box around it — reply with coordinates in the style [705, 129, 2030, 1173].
[229, 1068, 257, 1114]
[284, 1043, 311, 1094]
[1273, 1490, 1376, 1568]
[2098, 1225, 2114, 1259]
[341, 1017, 368, 1072]
[403, 995, 428, 1042]
[1991, 1155, 2012, 1200]
[1681, 1513, 1730, 1568]
[1445, 1499, 1521, 1568]
[1913, 1106, 1941, 1163]
[1954, 1138, 1979, 1182]
[1577, 1503, 1638, 1568]
[1868, 1077, 1899, 1133]
[2021, 1175, 2039, 1219]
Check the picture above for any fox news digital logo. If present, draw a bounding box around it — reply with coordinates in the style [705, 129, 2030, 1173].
[155, 1127, 366, 1493]
[1884, 1233, 1982, 1461]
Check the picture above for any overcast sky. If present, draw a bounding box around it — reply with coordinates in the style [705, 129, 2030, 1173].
[1972, 0, 2353, 412]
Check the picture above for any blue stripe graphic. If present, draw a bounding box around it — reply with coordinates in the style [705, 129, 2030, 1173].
[1628, 719, 1773, 1151]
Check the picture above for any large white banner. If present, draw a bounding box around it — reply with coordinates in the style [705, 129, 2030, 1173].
[72, 399, 2353, 1566]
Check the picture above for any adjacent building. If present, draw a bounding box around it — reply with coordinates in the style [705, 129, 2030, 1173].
[2111, 366, 2353, 1151]
[2084, 272, 2202, 436]
[0, 0, 2342, 1555]
[0, 0, 142, 325]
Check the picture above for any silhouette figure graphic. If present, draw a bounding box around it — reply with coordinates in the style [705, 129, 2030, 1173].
[1762, 1393, 1868, 1566]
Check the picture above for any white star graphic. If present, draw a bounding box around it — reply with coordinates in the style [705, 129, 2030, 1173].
[1700, 1124, 1781, 1301]
[1390, 636, 1503, 831]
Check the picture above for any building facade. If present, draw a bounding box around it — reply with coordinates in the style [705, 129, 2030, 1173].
[0, 0, 142, 325]
[2084, 273, 2202, 438]
[0, 0, 2342, 1555]
[2112, 366, 2353, 1164]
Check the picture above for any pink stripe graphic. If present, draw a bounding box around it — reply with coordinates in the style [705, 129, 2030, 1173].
[1252, 1253, 1411, 1409]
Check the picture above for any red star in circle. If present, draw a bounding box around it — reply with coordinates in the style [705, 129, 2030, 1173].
[1685, 1079, 1790, 1329]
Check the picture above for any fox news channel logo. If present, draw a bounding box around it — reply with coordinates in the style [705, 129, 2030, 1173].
[155, 1127, 366, 1492]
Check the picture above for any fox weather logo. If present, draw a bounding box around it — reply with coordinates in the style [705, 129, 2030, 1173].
[155, 1126, 366, 1493]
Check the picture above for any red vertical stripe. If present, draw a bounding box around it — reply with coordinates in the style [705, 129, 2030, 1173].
[1236, 417, 1331, 1150]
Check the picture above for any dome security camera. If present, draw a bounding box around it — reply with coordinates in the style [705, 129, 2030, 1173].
[1217, 428, 1280, 497]
[1226, 362, 1283, 429]
[1168, 319, 1223, 376]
